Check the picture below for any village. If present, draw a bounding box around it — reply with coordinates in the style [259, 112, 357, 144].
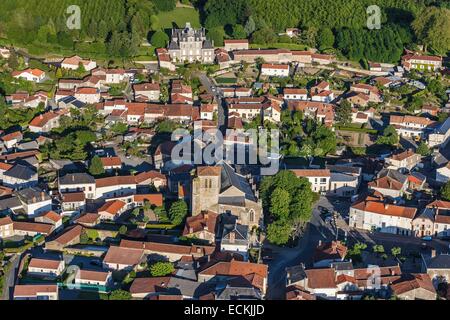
[0, 20, 449, 301]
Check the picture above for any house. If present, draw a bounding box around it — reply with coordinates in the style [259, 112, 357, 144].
[224, 39, 249, 51]
[200, 104, 216, 121]
[74, 213, 101, 228]
[390, 115, 435, 139]
[313, 241, 348, 268]
[198, 259, 269, 297]
[120, 239, 215, 262]
[129, 277, 173, 299]
[45, 225, 83, 251]
[98, 200, 127, 221]
[28, 111, 63, 133]
[311, 90, 334, 103]
[191, 162, 262, 228]
[311, 81, 330, 94]
[386, 149, 422, 171]
[347, 92, 370, 108]
[182, 211, 218, 244]
[135, 170, 167, 189]
[328, 166, 361, 198]
[350, 83, 382, 103]
[428, 117, 450, 148]
[312, 53, 334, 65]
[0, 216, 14, 239]
[283, 88, 308, 101]
[12, 69, 46, 83]
[2, 164, 38, 190]
[286, 285, 317, 300]
[436, 162, 450, 183]
[425, 200, 450, 238]
[133, 83, 160, 102]
[61, 192, 86, 215]
[390, 274, 437, 300]
[1, 131, 23, 149]
[350, 197, 416, 235]
[35, 211, 63, 230]
[12, 188, 52, 217]
[291, 169, 331, 193]
[422, 104, 439, 117]
[27, 258, 65, 278]
[368, 169, 408, 198]
[95, 175, 137, 200]
[369, 62, 382, 72]
[220, 219, 250, 260]
[215, 48, 233, 69]
[422, 253, 450, 287]
[13, 221, 54, 237]
[74, 87, 101, 104]
[167, 23, 214, 64]
[75, 269, 112, 287]
[287, 101, 335, 127]
[156, 48, 176, 71]
[103, 246, 144, 271]
[0, 47, 10, 58]
[61, 55, 97, 71]
[59, 173, 96, 200]
[261, 64, 290, 77]
[401, 53, 442, 72]
[13, 284, 59, 300]
[105, 69, 127, 84]
[99, 156, 122, 171]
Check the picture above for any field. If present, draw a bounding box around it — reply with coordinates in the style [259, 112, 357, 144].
[157, 7, 201, 30]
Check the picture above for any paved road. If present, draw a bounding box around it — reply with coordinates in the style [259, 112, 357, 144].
[265, 196, 341, 300]
[196, 72, 227, 134]
[2, 254, 20, 300]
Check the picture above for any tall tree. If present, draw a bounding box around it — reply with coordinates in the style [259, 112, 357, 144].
[89, 155, 105, 176]
[412, 7, 450, 54]
[335, 100, 352, 125]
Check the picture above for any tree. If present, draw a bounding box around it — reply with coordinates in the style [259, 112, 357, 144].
[89, 156, 105, 176]
[111, 122, 128, 136]
[207, 27, 225, 47]
[417, 141, 431, 156]
[244, 16, 256, 36]
[376, 125, 399, 146]
[441, 181, 450, 201]
[109, 289, 132, 300]
[373, 244, 385, 254]
[169, 200, 188, 226]
[317, 27, 335, 51]
[266, 221, 292, 245]
[153, 0, 176, 12]
[335, 100, 352, 125]
[270, 188, 291, 220]
[7, 50, 18, 70]
[119, 225, 128, 235]
[80, 230, 89, 244]
[150, 30, 169, 48]
[412, 7, 450, 54]
[391, 247, 401, 258]
[150, 262, 175, 277]
[232, 24, 247, 39]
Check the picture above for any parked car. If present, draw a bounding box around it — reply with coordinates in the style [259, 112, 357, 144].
[422, 236, 433, 241]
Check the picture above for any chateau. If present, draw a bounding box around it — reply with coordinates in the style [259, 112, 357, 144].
[168, 23, 215, 64]
[191, 162, 262, 229]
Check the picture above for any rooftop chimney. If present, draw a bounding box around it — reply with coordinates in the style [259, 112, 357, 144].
[229, 231, 236, 244]
[431, 249, 437, 258]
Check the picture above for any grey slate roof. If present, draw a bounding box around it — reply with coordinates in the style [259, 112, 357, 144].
[427, 254, 450, 269]
[219, 162, 256, 202]
[16, 187, 51, 204]
[4, 164, 37, 180]
[0, 197, 22, 212]
[222, 223, 249, 246]
[59, 173, 95, 185]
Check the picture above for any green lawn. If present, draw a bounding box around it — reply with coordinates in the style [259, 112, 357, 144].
[157, 7, 201, 29]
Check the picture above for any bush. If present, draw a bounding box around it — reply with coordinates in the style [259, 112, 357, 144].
[150, 262, 175, 277]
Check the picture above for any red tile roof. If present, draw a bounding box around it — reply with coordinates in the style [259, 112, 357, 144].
[351, 201, 416, 219]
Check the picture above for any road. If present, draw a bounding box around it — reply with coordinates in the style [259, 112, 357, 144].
[2, 254, 20, 300]
[196, 72, 227, 134]
[265, 196, 344, 300]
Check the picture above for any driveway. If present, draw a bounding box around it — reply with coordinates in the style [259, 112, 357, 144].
[2, 254, 20, 300]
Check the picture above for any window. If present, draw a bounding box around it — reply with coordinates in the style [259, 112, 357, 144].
[249, 210, 255, 222]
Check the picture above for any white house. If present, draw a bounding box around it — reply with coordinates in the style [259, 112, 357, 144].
[386, 149, 422, 171]
[74, 87, 101, 104]
[12, 69, 46, 83]
[27, 258, 65, 278]
[311, 90, 334, 103]
[133, 83, 161, 102]
[14, 284, 59, 300]
[261, 64, 290, 77]
[350, 198, 416, 235]
[284, 88, 308, 101]
[75, 269, 112, 287]
[61, 55, 97, 71]
[436, 163, 450, 183]
[291, 169, 331, 193]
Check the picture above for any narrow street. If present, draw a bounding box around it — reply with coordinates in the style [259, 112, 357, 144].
[2, 254, 20, 300]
